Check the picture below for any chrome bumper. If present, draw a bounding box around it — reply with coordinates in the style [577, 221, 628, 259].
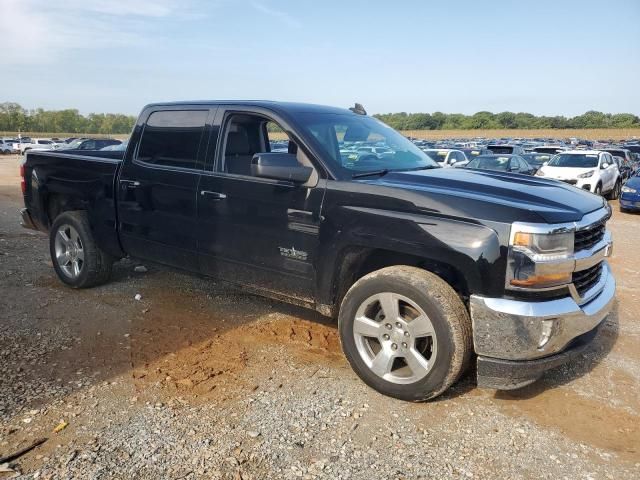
[470, 261, 615, 361]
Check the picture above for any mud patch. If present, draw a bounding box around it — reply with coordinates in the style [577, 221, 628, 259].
[131, 314, 341, 399]
[495, 384, 640, 462]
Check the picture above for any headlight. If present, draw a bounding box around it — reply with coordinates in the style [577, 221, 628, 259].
[577, 170, 594, 178]
[622, 186, 637, 193]
[506, 230, 574, 289]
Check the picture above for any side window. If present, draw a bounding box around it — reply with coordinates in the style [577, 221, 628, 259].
[80, 140, 95, 150]
[218, 114, 293, 176]
[137, 110, 208, 169]
[217, 112, 317, 186]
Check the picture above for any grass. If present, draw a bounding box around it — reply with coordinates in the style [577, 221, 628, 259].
[398, 128, 640, 141]
[4, 128, 640, 143]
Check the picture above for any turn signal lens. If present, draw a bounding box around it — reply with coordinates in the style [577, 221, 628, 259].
[510, 272, 571, 288]
[513, 232, 531, 247]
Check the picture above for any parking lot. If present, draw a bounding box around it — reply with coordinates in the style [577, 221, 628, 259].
[0, 152, 638, 479]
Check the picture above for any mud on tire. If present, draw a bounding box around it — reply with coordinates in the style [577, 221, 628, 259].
[338, 266, 473, 401]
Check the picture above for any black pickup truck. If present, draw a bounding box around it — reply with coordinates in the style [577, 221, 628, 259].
[20, 101, 616, 401]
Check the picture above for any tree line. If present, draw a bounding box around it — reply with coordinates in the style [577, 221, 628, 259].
[373, 110, 640, 130]
[2, 102, 639, 134]
[0, 102, 136, 134]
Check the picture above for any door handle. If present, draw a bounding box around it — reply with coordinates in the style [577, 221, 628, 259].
[200, 190, 227, 200]
[120, 180, 141, 189]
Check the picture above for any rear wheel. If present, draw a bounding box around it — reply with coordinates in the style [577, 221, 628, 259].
[338, 266, 472, 401]
[594, 183, 602, 196]
[50, 211, 113, 288]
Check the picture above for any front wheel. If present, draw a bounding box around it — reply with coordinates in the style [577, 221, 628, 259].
[50, 211, 114, 288]
[338, 266, 472, 401]
[594, 183, 602, 196]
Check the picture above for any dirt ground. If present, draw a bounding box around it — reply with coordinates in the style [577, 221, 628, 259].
[0, 154, 638, 479]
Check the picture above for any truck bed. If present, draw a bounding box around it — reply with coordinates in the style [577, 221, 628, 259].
[22, 149, 125, 258]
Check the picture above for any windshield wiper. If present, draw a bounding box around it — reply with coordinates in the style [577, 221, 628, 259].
[352, 169, 390, 179]
[394, 165, 442, 172]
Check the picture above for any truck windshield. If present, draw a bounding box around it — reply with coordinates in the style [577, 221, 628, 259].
[297, 113, 438, 172]
[548, 154, 599, 168]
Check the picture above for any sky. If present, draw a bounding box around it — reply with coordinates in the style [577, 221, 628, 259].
[1, 0, 639, 116]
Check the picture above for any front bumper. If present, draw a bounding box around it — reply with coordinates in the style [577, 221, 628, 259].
[620, 195, 640, 210]
[470, 263, 615, 389]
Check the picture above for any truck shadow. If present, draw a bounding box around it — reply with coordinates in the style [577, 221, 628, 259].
[493, 301, 620, 401]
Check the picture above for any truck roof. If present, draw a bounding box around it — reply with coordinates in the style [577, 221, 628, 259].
[142, 100, 355, 116]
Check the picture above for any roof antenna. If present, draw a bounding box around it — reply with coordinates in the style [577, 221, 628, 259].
[349, 103, 367, 115]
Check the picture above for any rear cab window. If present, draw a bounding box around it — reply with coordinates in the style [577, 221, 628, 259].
[137, 110, 208, 170]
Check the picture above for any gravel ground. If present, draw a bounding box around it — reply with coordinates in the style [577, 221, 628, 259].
[0, 154, 638, 479]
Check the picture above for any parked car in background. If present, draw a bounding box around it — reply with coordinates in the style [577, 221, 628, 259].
[458, 148, 491, 164]
[486, 144, 526, 155]
[62, 138, 122, 151]
[600, 148, 635, 169]
[521, 153, 553, 173]
[422, 149, 468, 167]
[1, 140, 15, 154]
[532, 146, 568, 154]
[612, 156, 633, 182]
[620, 170, 640, 212]
[100, 140, 129, 151]
[535, 151, 621, 198]
[463, 154, 535, 175]
[17, 138, 62, 154]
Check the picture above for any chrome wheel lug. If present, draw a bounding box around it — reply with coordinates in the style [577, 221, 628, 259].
[383, 334, 390, 341]
[391, 343, 398, 351]
[395, 322, 402, 328]
[385, 323, 392, 330]
[404, 331, 410, 337]
[401, 342, 408, 348]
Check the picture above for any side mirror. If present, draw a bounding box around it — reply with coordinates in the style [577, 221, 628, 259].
[251, 153, 312, 183]
[542, 161, 548, 166]
[601, 163, 609, 169]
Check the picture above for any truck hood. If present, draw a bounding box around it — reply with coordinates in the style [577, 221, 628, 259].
[362, 168, 606, 224]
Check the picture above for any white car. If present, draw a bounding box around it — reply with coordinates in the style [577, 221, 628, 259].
[0, 140, 14, 154]
[422, 149, 468, 168]
[535, 150, 621, 199]
[18, 138, 69, 154]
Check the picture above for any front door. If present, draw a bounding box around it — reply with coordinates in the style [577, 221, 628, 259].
[117, 107, 212, 271]
[197, 108, 325, 302]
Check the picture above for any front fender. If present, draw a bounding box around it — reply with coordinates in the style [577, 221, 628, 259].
[316, 205, 506, 306]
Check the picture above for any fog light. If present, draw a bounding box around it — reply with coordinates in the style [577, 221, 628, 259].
[538, 319, 556, 349]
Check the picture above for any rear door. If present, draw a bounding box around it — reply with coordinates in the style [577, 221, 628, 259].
[116, 106, 214, 271]
[196, 106, 325, 302]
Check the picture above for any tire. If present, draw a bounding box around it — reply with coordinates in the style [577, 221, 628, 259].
[612, 180, 621, 200]
[338, 266, 472, 401]
[49, 211, 113, 288]
[594, 183, 602, 196]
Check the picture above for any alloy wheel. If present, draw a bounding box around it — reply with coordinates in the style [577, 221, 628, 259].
[53, 225, 85, 278]
[352, 292, 438, 384]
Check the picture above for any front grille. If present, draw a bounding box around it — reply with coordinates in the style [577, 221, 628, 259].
[572, 263, 603, 297]
[562, 179, 578, 185]
[574, 222, 606, 251]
